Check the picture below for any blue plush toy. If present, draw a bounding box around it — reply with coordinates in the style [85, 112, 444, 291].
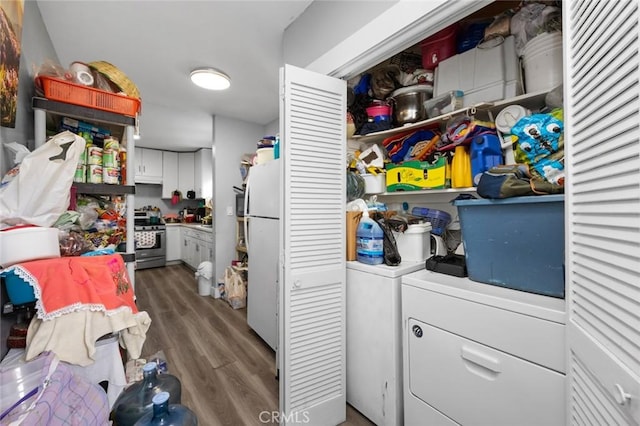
[512, 113, 565, 185]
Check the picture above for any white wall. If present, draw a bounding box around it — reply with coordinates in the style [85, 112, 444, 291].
[0, 0, 59, 358]
[212, 115, 264, 281]
[134, 184, 200, 214]
[1, 1, 58, 176]
[136, 103, 214, 152]
[283, 1, 397, 70]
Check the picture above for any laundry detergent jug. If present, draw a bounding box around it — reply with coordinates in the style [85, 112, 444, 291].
[356, 211, 384, 265]
[470, 134, 503, 185]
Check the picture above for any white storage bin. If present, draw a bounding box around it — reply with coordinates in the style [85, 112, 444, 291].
[0, 226, 60, 268]
[393, 223, 432, 262]
[434, 35, 522, 106]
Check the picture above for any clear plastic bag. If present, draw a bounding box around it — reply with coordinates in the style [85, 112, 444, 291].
[0, 131, 86, 229]
[224, 266, 246, 309]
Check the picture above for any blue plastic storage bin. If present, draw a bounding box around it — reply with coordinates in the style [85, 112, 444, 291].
[453, 195, 565, 298]
[1, 270, 36, 305]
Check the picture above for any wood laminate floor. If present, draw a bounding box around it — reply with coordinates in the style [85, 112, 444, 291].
[134, 264, 374, 426]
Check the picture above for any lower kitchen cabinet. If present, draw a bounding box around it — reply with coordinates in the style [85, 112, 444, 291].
[181, 227, 213, 270]
[165, 225, 181, 262]
[401, 270, 566, 426]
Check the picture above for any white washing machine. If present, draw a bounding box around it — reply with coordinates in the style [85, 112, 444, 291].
[346, 260, 426, 426]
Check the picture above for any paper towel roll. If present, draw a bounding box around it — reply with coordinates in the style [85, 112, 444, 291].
[75, 70, 94, 86]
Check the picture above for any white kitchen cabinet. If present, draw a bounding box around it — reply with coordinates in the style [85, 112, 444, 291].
[165, 225, 181, 262]
[402, 270, 566, 426]
[134, 147, 163, 184]
[161, 151, 178, 199]
[180, 227, 213, 269]
[178, 152, 195, 198]
[194, 148, 213, 200]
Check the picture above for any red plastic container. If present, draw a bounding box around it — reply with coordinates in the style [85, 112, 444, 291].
[37, 76, 141, 117]
[420, 24, 458, 69]
[366, 104, 392, 118]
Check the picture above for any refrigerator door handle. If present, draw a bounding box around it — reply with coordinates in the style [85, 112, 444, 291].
[245, 216, 250, 254]
[244, 172, 251, 253]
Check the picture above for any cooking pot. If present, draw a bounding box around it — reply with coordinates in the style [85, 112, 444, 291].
[389, 85, 434, 126]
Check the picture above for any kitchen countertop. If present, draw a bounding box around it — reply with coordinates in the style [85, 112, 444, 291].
[165, 223, 213, 230]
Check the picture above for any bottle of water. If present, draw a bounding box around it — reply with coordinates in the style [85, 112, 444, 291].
[112, 362, 182, 425]
[134, 392, 197, 426]
[356, 211, 384, 265]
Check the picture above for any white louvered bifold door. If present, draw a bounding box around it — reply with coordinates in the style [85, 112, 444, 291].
[279, 64, 346, 426]
[565, 0, 640, 424]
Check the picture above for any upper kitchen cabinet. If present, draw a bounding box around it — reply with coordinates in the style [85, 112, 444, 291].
[134, 147, 163, 184]
[178, 152, 195, 198]
[194, 148, 213, 200]
[162, 151, 178, 199]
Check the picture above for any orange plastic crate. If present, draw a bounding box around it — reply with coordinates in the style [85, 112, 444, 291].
[38, 76, 141, 117]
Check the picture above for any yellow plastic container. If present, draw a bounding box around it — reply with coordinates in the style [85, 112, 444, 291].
[451, 145, 472, 188]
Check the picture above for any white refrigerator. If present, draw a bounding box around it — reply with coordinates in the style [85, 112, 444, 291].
[244, 159, 280, 351]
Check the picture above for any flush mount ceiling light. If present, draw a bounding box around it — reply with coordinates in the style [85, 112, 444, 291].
[190, 68, 231, 90]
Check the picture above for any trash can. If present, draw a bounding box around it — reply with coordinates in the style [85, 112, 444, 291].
[195, 261, 213, 296]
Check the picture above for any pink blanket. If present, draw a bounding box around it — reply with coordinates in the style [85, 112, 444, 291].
[7, 254, 137, 320]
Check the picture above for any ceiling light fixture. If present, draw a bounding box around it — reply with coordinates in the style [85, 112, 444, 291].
[190, 68, 231, 91]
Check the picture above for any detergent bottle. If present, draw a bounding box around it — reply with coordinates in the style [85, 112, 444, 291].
[356, 210, 384, 265]
[470, 134, 503, 185]
[451, 145, 472, 188]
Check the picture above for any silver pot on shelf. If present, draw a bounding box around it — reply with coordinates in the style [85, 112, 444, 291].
[388, 84, 434, 126]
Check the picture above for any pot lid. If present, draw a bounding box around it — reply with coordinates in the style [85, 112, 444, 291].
[391, 84, 434, 98]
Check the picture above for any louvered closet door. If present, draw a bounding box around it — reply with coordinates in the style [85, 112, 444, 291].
[279, 64, 346, 425]
[565, 0, 640, 424]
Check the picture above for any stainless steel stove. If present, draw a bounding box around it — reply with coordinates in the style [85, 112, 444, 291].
[134, 210, 166, 269]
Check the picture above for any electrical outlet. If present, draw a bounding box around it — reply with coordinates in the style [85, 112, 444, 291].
[226, 206, 233, 216]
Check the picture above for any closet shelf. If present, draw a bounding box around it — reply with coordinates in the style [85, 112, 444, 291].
[351, 90, 550, 145]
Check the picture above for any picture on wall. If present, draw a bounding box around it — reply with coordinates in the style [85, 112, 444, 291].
[0, 0, 25, 128]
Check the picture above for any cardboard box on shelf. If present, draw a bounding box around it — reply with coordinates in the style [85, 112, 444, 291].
[385, 157, 446, 191]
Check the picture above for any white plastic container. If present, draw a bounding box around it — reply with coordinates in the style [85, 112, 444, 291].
[0, 226, 60, 268]
[435, 35, 522, 106]
[523, 32, 563, 93]
[393, 222, 432, 262]
[362, 173, 385, 194]
[255, 147, 274, 164]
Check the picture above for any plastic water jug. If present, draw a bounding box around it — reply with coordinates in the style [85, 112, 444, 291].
[356, 212, 384, 265]
[451, 145, 472, 188]
[133, 392, 197, 426]
[112, 362, 182, 425]
[470, 134, 504, 185]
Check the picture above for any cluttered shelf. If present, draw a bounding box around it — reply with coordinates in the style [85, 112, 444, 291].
[351, 90, 550, 145]
[32, 97, 136, 127]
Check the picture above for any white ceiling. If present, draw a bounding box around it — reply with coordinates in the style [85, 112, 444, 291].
[36, 0, 314, 150]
